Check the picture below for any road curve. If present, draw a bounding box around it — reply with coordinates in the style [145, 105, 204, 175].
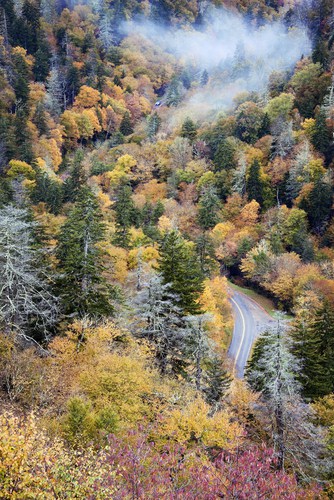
[228, 289, 275, 378]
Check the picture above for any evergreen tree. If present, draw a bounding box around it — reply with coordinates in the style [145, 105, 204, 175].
[56, 187, 113, 318]
[33, 35, 51, 82]
[12, 50, 30, 104]
[204, 356, 232, 408]
[140, 200, 164, 239]
[197, 186, 221, 230]
[311, 109, 332, 162]
[21, 0, 40, 53]
[246, 159, 264, 206]
[31, 171, 63, 215]
[291, 301, 334, 399]
[158, 230, 204, 315]
[14, 111, 33, 163]
[147, 112, 161, 141]
[0, 205, 58, 341]
[180, 117, 197, 143]
[298, 178, 332, 234]
[196, 233, 217, 277]
[246, 320, 325, 473]
[63, 150, 87, 203]
[65, 63, 81, 106]
[135, 274, 186, 376]
[200, 69, 209, 86]
[32, 102, 49, 136]
[213, 139, 236, 171]
[119, 112, 133, 136]
[113, 183, 138, 248]
[184, 314, 211, 391]
[166, 78, 181, 107]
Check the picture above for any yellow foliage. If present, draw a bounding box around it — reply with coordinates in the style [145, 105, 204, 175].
[0, 412, 115, 499]
[301, 118, 316, 139]
[100, 243, 128, 283]
[237, 199, 260, 227]
[305, 159, 326, 182]
[105, 154, 136, 188]
[128, 245, 159, 269]
[160, 398, 243, 448]
[36, 137, 62, 171]
[6, 159, 35, 180]
[74, 85, 100, 108]
[229, 379, 260, 424]
[79, 353, 154, 424]
[116, 154, 137, 170]
[211, 222, 235, 245]
[135, 179, 167, 202]
[97, 191, 112, 210]
[158, 215, 174, 233]
[200, 276, 232, 350]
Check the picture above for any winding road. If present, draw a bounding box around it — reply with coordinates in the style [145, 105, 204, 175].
[228, 289, 275, 378]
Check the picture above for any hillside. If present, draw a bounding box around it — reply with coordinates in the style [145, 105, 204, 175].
[0, 0, 334, 497]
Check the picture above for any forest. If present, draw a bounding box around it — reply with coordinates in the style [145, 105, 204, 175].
[0, 0, 334, 497]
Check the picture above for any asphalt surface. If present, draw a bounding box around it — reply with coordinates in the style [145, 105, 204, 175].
[228, 289, 276, 378]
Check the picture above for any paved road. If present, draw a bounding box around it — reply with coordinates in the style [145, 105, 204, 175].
[228, 289, 276, 378]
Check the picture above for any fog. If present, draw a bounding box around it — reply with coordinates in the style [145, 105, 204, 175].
[123, 8, 311, 125]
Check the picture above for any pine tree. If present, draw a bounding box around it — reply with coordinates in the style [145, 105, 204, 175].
[195, 233, 217, 277]
[63, 150, 87, 203]
[14, 111, 33, 163]
[31, 171, 63, 215]
[56, 187, 113, 318]
[135, 274, 186, 375]
[184, 314, 212, 391]
[166, 78, 181, 107]
[204, 356, 232, 408]
[32, 102, 49, 136]
[33, 35, 51, 82]
[200, 69, 209, 86]
[113, 183, 138, 248]
[147, 112, 161, 141]
[292, 301, 334, 399]
[311, 109, 332, 161]
[213, 139, 236, 171]
[0, 205, 58, 341]
[119, 112, 133, 136]
[180, 117, 197, 143]
[298, 178, 332, 234]
[12, 50, 30, 104]
[246, 159, 264, 206]
[197, 186, 221, 230]
[158, 230, 204, 315]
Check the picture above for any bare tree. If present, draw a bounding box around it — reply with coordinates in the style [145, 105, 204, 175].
[0, 205, 58, 343]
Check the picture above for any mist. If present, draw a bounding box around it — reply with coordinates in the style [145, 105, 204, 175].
[122, 8, 311, 125]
